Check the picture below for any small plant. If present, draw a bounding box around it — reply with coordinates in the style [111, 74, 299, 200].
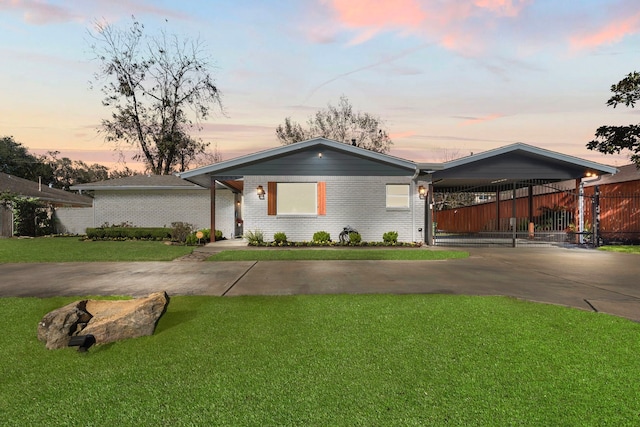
[170, 222, 193, 243]
[273, 232, 287, 244]
[348, 231, 362, 245]
[383, 231, 398, 244]
[312, 231, 331, 243]
[243, 229, 265, 246]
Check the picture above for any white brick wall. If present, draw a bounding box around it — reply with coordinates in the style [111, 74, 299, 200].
[61, 188, 237, 238]
[243, 176, 426, 243]
[54, 207, 94, 235]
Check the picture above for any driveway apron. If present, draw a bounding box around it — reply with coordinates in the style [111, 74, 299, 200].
[0, 246, 638, 322]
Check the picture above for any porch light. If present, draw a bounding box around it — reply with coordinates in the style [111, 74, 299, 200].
[418, 185, 426, 199]
[256, 185, 265, 199]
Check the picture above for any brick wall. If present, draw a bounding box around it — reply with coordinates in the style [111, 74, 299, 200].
[54, 207, 94, 235]
[244, 176, 426, 243]
[62, 188, 236, 238]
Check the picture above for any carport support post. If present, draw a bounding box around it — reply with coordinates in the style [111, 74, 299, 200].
[210, 177, 216, 243]
[512, 182, 517, 248]
[425, 182, 434, 246]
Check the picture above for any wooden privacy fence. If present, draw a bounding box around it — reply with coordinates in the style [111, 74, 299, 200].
[434, 187, 577, 234]
[583, 188, 640, 244]
[433, 182, 640, 244]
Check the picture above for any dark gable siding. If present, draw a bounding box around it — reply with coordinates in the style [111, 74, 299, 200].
[215, 147, 413, 177]
[436, 152, 586, 180]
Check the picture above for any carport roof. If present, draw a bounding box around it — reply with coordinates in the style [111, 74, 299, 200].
[429, 143, 618, 191]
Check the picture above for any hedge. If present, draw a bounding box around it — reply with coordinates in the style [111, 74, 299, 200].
[86, 227, 172, 240]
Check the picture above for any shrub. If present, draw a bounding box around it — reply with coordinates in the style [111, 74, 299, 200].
[170, 222, 193, 243]
[348, 231, 362, 245]
[215, 229, 223, 240]
[312, 231, 331, 243]
[86, 227, 171, 240]
[243, 229, 264, 246]
[273, 232, 287, 244]
[383, 231, 398, 244]
[7, 196, 52, 237]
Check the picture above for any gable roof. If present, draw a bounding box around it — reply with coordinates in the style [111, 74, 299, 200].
[0, 173, 93, 207]
[71, 174, 205, 191]
[179, 137, 417, 187]
[432, 143, 618, 190]
[443, 143, 617, 173]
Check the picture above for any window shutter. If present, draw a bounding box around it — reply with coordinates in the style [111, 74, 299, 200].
[267, 182, 277, 215]
[317, 182, 326, 215]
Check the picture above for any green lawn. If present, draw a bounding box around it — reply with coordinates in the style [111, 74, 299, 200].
[599, 245, 640, 254]
[2, 295, 638, 425]
[209, 249, 468, 261]
[0, 237, 193, 262]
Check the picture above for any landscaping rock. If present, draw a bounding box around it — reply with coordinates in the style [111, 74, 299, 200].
[37, 291, 170, 350]
[37, 300, 93, 350]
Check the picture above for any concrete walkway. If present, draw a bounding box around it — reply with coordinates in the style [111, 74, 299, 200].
[1, 243, 639, 322]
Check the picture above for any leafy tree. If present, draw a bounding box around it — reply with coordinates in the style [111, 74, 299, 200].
[0, 136, 51, 181]
[276, 96, 393, 153]
[43, 151, 110, 190]
[88, 18, 223, 174]
[587, 71, 640, 166]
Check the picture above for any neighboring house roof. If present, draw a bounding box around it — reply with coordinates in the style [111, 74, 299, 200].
[0, 172, 93, 207]
[179, 137, 417, 187]
[71, 174, 206, 191]
[583, 163, 640, 187]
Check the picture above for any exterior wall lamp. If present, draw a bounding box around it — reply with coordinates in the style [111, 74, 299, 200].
[418, 185, 426, 199]
[256, 185, 265, 200]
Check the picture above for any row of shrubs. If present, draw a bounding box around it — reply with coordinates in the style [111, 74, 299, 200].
[86, 222, 222, 245]
[244, 230, 420, 247]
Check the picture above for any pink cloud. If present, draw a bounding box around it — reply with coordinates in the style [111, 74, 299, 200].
[473, 0, 530, 17]
[0, 0, 193, 26]
[0, 0, 81, 25]
[458, 113, 504, 126]
[570, 12, 640, 50]
[323, 0, 530, 53]
[389, 130, 417, 139]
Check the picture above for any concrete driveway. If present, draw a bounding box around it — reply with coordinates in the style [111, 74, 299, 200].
[1, 245, 639, 322]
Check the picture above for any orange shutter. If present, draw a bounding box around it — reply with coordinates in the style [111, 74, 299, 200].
[317, 182, 326, 215]
[267, 182, 277, 215]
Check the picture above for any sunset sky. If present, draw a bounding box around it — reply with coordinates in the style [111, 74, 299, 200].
[1, 0, 639, 171]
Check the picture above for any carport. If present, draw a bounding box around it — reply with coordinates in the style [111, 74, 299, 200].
[419, 144, 618, 247]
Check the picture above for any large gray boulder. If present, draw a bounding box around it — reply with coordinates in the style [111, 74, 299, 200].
[38, 291, 170, 350]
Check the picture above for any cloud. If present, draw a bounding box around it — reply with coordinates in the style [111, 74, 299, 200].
[320, 1, 640, 55]
[0, 0, 81, 24]
[456, 113, 505, 126]
[322, 0, 531, 53]
[389, 130, 417, 139]
[0, 0, 193, 25]
[570, 11, 640, 50]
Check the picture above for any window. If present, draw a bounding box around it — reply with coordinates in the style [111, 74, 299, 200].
[386, 184, 409, 208]
[277, 182, 317, 215]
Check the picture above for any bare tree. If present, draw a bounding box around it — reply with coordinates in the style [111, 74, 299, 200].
[89, 17, 223, 174]
[276, 95, 393, 153]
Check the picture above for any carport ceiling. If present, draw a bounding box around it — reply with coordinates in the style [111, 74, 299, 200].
[426, 144, 618, 192]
